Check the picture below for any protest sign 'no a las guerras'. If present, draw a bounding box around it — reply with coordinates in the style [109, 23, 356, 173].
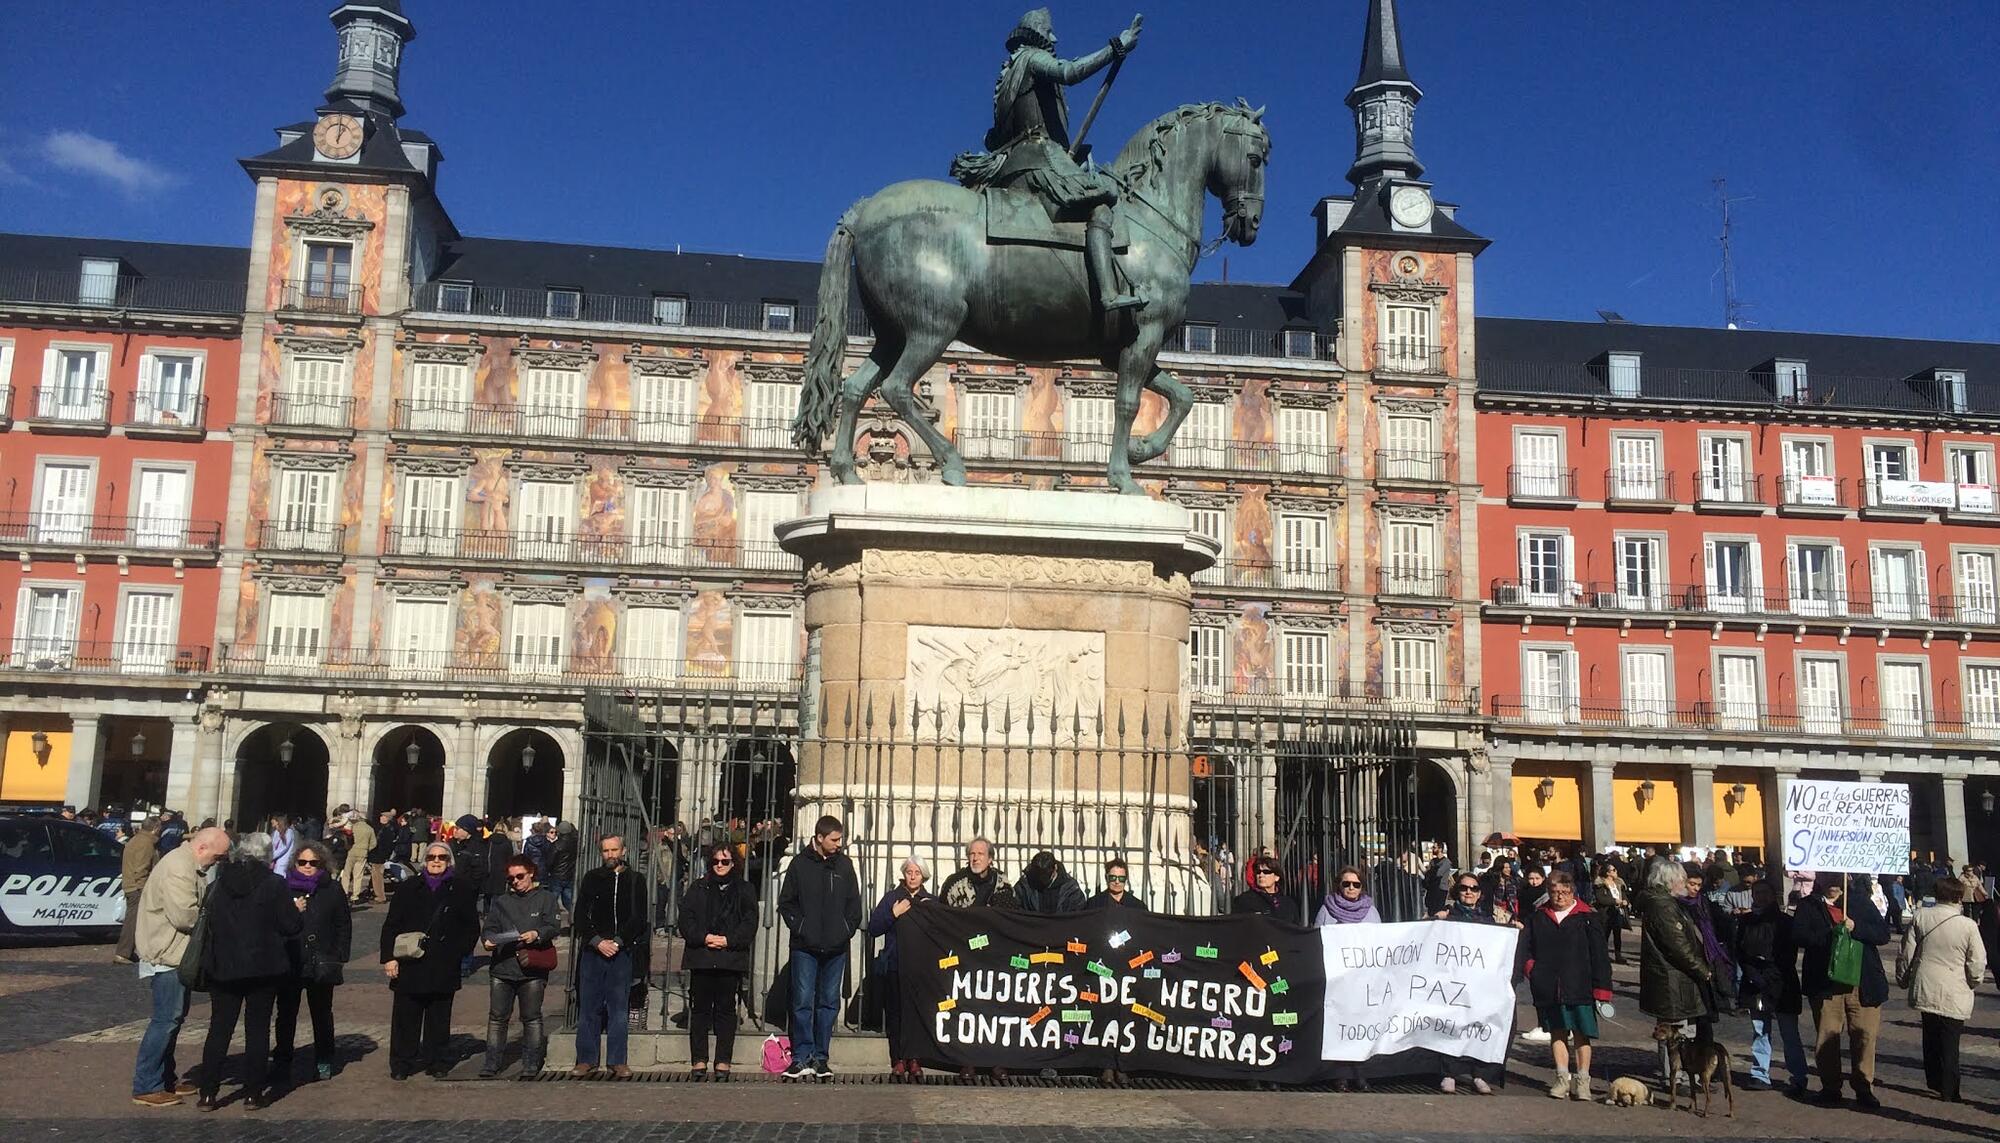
[1781, 778, 1911, 876]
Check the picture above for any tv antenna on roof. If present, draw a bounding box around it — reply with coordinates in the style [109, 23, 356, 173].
[1713, 178, 1754, 330]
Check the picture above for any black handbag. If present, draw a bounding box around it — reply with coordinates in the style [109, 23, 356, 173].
[176, 885, 211, 992]
[302, 933, 345, 986]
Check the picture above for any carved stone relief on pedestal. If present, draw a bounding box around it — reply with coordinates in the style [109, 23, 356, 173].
[905, 625, 1104, 744]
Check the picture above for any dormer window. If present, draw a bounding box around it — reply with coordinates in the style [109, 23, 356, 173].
[653, 294, 688, 326]
[1939, 368, 1969, 414]
[1606, 351, 1641, 398]
[762, 301, 796, 332]
[1775, 359, 1808, 403]
[545, 288, 581, 320]
[1282, 328, 1318, 359]
[78, 257, 119, 306]
[1181, 322, 1217, 354]
[435, 281, 472, 313]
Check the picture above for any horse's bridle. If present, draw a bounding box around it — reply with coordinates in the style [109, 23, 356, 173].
[1109, 113, 1267, 269]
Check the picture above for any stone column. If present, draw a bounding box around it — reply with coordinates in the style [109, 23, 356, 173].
[1465, 750, 1492, 866]
[165, 718, 200, 813]
[1764, 763, 1799, 874]
[1487, 754, 1515, 837]
[1585, 759, 1617, 853]
[1686, 763, 1718, 849]
[63, 714, 104, 810]
[1941, 774, 1969, 867]
[446, 718, 478, 817]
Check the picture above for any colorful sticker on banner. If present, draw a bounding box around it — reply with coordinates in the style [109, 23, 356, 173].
[1064, 1031, 1081, 1045]
[1061, 1009, 1092, 1023]
[1259, 948, 1280, 966]
[1161, 948, 1182, 964]
[1270, 977, 1290, 995]
[1195, 944, 1218, 959]
[1079, 990, 1099, 1002]
[1238, 962, 1268, 989]
[1066, 939, 1088, 954]
[937, 998, 957, 1012]
[1211, 1016, 1232, 1029]
[937, 953, 960, 969]
[1108, 930, 1131, 948]
[1277, 1037, 1294, 1054]
[968, 934, 990, 950]
[1272, 1011, 1297, 1026]
[1143, 967, 1161, 979]
[1010, 954, 1031, 970]
[1026, 1005, 1052, 1026]
[1130, 1002, 1167, 1025]
[1127, 949, 1154, 969]
[1031, 951, 1064, 965]
[1087, 959, 1113, 978]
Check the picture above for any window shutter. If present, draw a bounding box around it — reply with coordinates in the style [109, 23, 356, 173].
[1562, 648, 1581, 719]
[40, 347, 56, 389]
[1560, 534, 1575, 597]
[1916, 548, 1931, 619]
[1830, 543, 1847, 614]
[1702, 539, 1719, 600]
[0, 343, 13, 388]
[1748, 539, 1766, 606]
[1517, 533, 1530, 584]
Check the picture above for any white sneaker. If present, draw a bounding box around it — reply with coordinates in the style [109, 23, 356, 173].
[1472, 1077, 1493, 1095]
[1548, 1071, 1570, 1098]
[1520, 1027, 1552, 1043]
[1440, 1077, 1456, 1094]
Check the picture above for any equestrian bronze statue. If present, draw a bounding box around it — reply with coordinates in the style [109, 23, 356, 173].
[792, 10, 1269, 494]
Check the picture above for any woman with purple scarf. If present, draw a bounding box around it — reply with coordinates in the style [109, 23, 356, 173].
[1677, 863, 1736, 1005]
[272, 840, 352, 1088]
[1316, 864, 1381, 1091]
[382, 841, 481, 1078]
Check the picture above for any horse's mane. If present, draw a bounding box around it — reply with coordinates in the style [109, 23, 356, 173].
[1110, 100, 1267, 189]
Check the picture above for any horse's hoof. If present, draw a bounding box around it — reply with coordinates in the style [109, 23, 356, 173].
[939, 463, 968, 487]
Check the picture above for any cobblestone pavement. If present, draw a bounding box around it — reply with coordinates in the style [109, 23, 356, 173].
[3, 908, 1997, 1140]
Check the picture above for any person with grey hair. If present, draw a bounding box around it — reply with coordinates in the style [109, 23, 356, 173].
[130, 826, 231, 1108]
[1634, 856, 1718, 1098]
[195, 832, 303, 1110]
[867, 855, 935, 1080]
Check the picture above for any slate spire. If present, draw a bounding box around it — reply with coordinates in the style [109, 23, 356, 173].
[1345, 0, 1424, 188]
[325, 1, 417, 119]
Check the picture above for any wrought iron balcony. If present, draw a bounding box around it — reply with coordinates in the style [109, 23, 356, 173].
[955, 429, 1339, 477]
[1378, 565, 1455, 598]
[1507, 465, 1578, 503]
[1486, 577, 2000, 626]
[389, 400, 794, 450]
[269, 391, 357, 429]
[278, 279, 361, 316]
[27, 385, 110, 425]
[383, 527, 798, 572]
[1479, 359, 1964, 414]
[1371, 342, 1449, 376]
[0, 639, 209, 676]
[1376, 449, 1448, 483]
[1201, 677, 1480, 714]
[255, 521, 346, 555]
[1490, 696, 1999, 743]
[1603, 469, 1676, 505]
[0, 268, 245, 316]
[217, 644, 803, 692]
[1693, 472, 1768, 510]
[1778, 476, 1851, 512]
[0, 511, 222, 554]
[123, 389, 208, 433]
[1194, 559, 1343, 593]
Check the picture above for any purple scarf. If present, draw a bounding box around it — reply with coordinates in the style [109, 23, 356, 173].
[1679, 893, 1732, 971]
[1321, 891, 1377, 924]
[423, 864, 454, 893]
[285, 867, 324, 894]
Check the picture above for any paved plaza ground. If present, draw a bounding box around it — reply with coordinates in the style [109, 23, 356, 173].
[1, 907, 1995, 1142]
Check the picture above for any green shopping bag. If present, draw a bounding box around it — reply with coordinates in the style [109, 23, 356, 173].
[1827, 926, 1864, 988]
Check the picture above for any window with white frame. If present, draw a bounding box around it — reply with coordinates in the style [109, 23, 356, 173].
[1276, 405, 1328, 471]
[275, 466, 337, 548]
[1774, 359, 1808, 403]
[1282, 328, 1318, 360]
[1176, 400, 1227, 468]
[738, 610, 795, 685]
[1783, 437, 1835, 505]
[1522, 646, 1578, 723]
[1606, 352, 1641, 398]
[1381, 303, 1433, 371]
[41, 346, 109, 420]
[1868, 544, 1927, 620]
[740, 490, 797, 569]
[1797, 655, 1844, 735]
[386, 595, 452, 671]
[1188, 624, 1225, 696]
[761, 301, 796, 332]
[509, 600, 567, 675]
[1867, 441, 1915, 504]
[1959, 550, 1998, 624]
[407, 360, 470, 432]
[1939, 369, 1969, 414]
[133, 467, 191, 548]
[1615, 534, 1663, 609]
[652, 295, 688, 326]
[1277, 511, 1329, 589]
[1512, 428, 1564, 496]
[302, 243, 352, 304]
[1609, 434, 1661, 500]
[265, 590, 327, 670]
[1279, 627, 1330, 699]
[1715, 652, 1762, 731]
[1387, 634, 1438, 704]
[958, 389, 1017, 460]
[1383, 413, 1435, 480]
[1622, 647, 1671, 727]
[0, 340, 15, 392]
[12, 584, 80, 665]
[1948, 444, 1994, 513]
[284, 355, 347, 427]
[1067, 395, 1113, 463]
[34, 462, 92, 544]
[1519, 530, 1571, 604]
[434, 281, 473, 313]
[1180, 322, 1217, 353]
[118, 589, 176, 674]
[1704, 537, 1761, 613]
[745, 379, 796, 448]
[78, 257, 119, 305]
[1879, 659, 1928, 736]
[1699, 435, 1751, 502]
[399, 472, 461, 555]
[137, 351, 202, 426]
[1386, 519, 1436, 593]
[1786, 540, 1845, 615]
[1186, 506, 1225, 583]
[521, 366, 583, 436]
[544, 288, 581, 320]
[633, 370, 696, 444]
[623, 604, 682, 681]
[629, 485, 687, 564]
[516, 480, 574, 560]
[1965, 663, 2000, 737]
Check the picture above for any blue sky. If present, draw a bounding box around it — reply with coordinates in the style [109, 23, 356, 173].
[2, 1, 1995, 341]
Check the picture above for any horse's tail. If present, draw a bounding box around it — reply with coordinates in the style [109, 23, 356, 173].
[793, 207, 858, 457]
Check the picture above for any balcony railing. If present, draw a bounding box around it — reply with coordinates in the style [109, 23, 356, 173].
[1171, 325, 1336, 361]
[1694, 473, 1768, 508]
[1604, 469, 1676, 504]
[383, 528, 798, 571]
[1507, 465, 1577, 501]
[957, 429, 1340, 477]
[0, 512, 221, 553]
[1478, 359, 1964, 414]
[1378, 565, 1455, 598]
[28, 385, 110, 424]
[256, 521, 346, 555]
[1491, 696, 2000, 743]
[1195, 677, 1480, 714]
[1487, 577, 2000, 626]
[217, 645, 804, 692]
[279, 280, 361, 316]
[1372, 343, 1448, 376]
[124, 389, 208, 432]
[1377, 449, 1448, 483]
[390, 401, 796, 449]
[270, 391, 357, 429]
[1, 639, 210, 676]
[0, 269, 245, 316]
[1192, 559, 1343, 593]
[1779, 475, 1851, 511]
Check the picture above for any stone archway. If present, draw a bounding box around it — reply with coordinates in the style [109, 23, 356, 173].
[370, 725, 449, 817]
[486, 727, 564, 820]
[1416, 756, 1461, 865]
[234, 722, 333, 828]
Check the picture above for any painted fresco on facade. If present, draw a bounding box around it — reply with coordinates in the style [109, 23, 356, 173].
[573, 584, 617, 674]
[692, 464, 737, 560]
[234, 576, 260, 646]
[265, 181, 389, 313]
[455, 577, 504, 665]
[1231, 602, 1274, 692]
[579, 458, 625, 543]
[1234, 376, 1274, 444]
[685, 590, 732, 676]
[1232, 484, 1273, 571]
[467, 450, 512, 534]
[475, 339, 517, 406]
[1360, 249, 1456, 374]
[697, 350, 744, 438]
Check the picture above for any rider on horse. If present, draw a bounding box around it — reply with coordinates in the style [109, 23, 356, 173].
[951, 8, 1147, 314]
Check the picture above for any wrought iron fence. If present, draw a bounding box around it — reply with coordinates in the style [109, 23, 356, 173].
[383, 526, 797, 571]
[0, 512, 221, 552]
[0, 268, 245, 315]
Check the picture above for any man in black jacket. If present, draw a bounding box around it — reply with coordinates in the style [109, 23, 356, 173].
[571, 834, 648, 1078]
[776, 815, 861, 1080]
[1014, 850, 1086, 914]
[1794, 872, 1892, 1108]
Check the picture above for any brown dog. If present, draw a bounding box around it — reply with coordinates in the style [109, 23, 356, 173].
[1652, 1023, 1734, 1118]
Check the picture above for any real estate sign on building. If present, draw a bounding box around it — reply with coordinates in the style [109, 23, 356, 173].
[1780, 778, 1911, 875]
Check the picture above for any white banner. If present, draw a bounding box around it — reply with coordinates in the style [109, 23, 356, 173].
[1796, 475, 1839, 506]
[1319, 920, 1519, 1063]
[1959, 484, 1994, 513]
[1878, 479, 1955, 509]
[1780, 779, 1911, 875]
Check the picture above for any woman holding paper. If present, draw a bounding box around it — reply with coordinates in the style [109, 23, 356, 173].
[479, 855, 560, 1078]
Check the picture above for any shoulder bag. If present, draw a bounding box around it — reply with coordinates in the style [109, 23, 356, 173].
[302, 932, 346, 986]
[392, 893, 450, 960]
[517, 943, 558, 974]
[175, 882, 212, 992]
[1827, 905, 1865, 989]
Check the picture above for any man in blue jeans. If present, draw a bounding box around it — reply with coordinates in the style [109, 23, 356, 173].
[130, 826, 229, 1107]
[777, 815, 862, 1080]
[571, 834, 648, 1077]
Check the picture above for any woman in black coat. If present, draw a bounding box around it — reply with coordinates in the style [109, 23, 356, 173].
[271, 839, 352, 1089]
[382, 841, 481, 1079]
[865, 855, 935, 1079]
[1733, 880, 1807, 1093]
[1230, 857, 1298, 919]
[198, 832, 303, 1110]
[1518, 872, 1613, 1100]
[678, 842, 758, 1079]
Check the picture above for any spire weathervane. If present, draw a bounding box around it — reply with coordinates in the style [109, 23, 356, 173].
[1345, 0, 1423, 188]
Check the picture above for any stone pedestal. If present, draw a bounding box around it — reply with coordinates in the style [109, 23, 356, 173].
[777, 484, 1217, 911]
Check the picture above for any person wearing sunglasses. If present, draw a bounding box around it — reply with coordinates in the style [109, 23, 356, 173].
[382, 842, 480, 1080]
[1313, 865, 1380, 1091]
[1231, 858, 1297, 919]
[679, 843, 757, 1081]
[272, 841, 352, 1090]
[1431, 876, 1505, 1094]
[866, 855, 935, 1081]
[1085, 857, 1148, 912]
[479, 856, 560, 1078]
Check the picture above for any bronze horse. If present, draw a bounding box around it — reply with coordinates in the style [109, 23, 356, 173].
[793, 101, 1269, 493]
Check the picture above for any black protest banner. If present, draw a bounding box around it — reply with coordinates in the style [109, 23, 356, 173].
[897, 904, 1326, 1082]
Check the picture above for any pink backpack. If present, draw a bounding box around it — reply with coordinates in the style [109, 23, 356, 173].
[761, 1034, 792, 1074]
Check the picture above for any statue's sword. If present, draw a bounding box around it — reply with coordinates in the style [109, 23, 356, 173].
[1070, 16, 1140, 162]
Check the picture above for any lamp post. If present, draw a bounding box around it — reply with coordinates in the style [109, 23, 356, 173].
[130, 731, 146, 758]
[521, 743, 536, 773]
[1536, 775, 1556, 806]
[1637, 778, 1657, 809]
[29, 730, 51, 766]
[278, 736, 295, 767]
[405, 737, 421, 768]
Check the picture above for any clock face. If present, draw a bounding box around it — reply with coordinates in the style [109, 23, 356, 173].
[1389, 185, 1434, 229]
[313, 114, 363, 160]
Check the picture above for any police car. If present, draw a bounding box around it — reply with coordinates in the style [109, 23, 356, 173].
[0, 814, 126, 941]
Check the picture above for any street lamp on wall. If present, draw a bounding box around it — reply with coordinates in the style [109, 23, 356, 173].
[1536, 775, 1556, 806]
[130, 731, 146, 758]
[278, 736, 296, 766]
[1637, 778, 1658, 809]
[405, 738, 421, 768]
[1725, 782, 1748, 814]
[521, 743, 537, 773]
[29, 730, 51, 766]
[1983, 789, 1996, 816]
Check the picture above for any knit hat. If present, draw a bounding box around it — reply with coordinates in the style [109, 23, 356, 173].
[454, 813, 481, 835]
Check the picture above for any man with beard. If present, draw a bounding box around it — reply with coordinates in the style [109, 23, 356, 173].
[939, 837, 1017, 908]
